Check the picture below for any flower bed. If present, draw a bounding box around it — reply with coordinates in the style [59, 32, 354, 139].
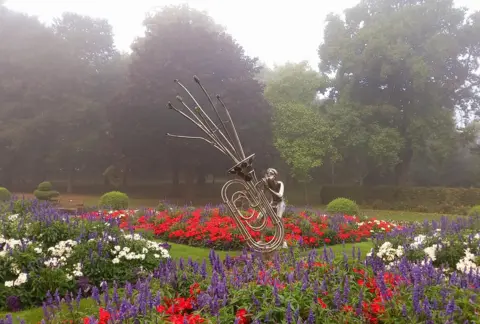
[0, 201, 170, 312]
[1, 201, 480, 322]
[81, 206, 398, 250]
[369, 215, 480, 275]
[9, 244, 480, 323]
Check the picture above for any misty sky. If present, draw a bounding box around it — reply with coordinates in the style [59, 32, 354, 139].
[5, 0, 480, 70]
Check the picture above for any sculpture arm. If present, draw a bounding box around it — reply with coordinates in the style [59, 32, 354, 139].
[269, 181, 284, 198]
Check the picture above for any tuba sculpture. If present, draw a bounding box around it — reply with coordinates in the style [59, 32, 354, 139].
[166, 76, 285, 253]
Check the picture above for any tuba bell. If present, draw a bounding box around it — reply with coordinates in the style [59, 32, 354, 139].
[165, 76, 285, 253]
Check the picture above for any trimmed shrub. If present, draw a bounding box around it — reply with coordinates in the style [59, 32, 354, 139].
[326, 197, 359, 216]
[0, 187, 11, 201]
[33, 181, 60, 201]
[468, 205, 480, 216]
[99, 191, 129, 210]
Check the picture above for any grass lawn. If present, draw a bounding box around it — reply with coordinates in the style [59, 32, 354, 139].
[0, 240, 373, 322]
[360, 208, 457, 222]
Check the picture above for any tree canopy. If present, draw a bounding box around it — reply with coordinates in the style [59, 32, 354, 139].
[318, 0, 480, 185]
[1, 0, 480, 198]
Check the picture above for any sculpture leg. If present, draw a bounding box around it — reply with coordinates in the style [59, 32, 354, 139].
[275, 201, 288, 249]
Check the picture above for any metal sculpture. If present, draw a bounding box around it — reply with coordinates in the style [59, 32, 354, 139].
[166, 76, 285, 253]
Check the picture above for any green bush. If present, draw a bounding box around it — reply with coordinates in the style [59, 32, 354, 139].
[33, 181, 60, 201]
[37, 181, 53, 191]
[12, 199, 32, 215]
[99, 191, 129, 210]
[326, 197, 359, 216]
[468, 205, 480, 216]
[0, 187, 11, 201]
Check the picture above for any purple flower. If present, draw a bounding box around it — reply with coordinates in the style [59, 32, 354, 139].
[6, 296, 21, 312]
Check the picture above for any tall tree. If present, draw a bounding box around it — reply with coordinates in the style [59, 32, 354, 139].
[108, 4, 274, 195]
[46, 13, 125, 192]
[264, 62, 332, 199]
[0, 7, 72, 186]
[319, 0, 480, 185]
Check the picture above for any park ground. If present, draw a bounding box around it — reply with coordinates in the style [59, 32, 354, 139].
[0, 192, 460, 322]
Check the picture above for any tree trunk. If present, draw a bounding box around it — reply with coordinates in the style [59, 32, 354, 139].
[66, 167, 74, 193]
[121, 167, 129, 188]
[196, 166, 206, 186]
[184, 168, 194, 203]
[303, 181, 309, 205]
[395, 144, 413, 186]
[331, 161, 335, 185]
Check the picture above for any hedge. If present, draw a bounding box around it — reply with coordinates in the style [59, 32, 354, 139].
[320, 185, 480, 215]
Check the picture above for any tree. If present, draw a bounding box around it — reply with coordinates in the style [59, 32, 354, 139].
[322, 99, 404, 185]
[0, 7, 71, 185]
[46, 13, 125, 192]
[107, 4, 274, 195]
[264, 62, 332, 200]
[265, 61, 326, 107]
[319, 0, 480, 185]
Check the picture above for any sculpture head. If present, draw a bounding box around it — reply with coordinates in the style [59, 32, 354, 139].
[266, 168, 278, 181]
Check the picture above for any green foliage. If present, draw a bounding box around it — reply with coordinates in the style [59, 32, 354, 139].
[319, 0, 480, 185]
[99, 191, 129, 210]
[37, 181, 52, 191]
[33, 181, 59, 201]
[0, 187, 11, 202]
[326, 197, 359, 216]
[468, 205, 480, 216]
[264, 62, 332, 181]
[264, 61, 326, 107]
[12, 199, 32, 215]
[272, 102, 332, 180]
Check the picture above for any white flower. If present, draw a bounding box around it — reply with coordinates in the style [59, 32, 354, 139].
[8, 214, 19, 221]
[14, 273, 28, 286]
[10, 263, 20, 275]
[456, 248, 479, 273]
[423, 244, 441, 261]
[4, 281, 13, 287]
[154, 254, 160, 258]
[410, 235, 427, 248]
[112, 258, 120, 264]
[34, 247, 43, 254]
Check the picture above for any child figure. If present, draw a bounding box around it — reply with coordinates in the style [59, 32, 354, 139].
[263, 168, 288, 249]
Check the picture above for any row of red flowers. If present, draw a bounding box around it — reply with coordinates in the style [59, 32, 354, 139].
[81, 207, 398, 249]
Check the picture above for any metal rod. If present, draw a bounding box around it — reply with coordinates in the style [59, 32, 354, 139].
[167, 101, 235, 160]
[175, 79, 239, 161]
[193, 76, 237, 155]
[174, 96, 233, 156]
[166, 133, 227, 155]
[216, 95, 246, 160]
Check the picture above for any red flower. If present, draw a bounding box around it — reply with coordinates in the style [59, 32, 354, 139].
[317, 298, 327, 309]
[235, 308, 249, 324]
[190, 282, 201, 296]
[98, 308, 111, 324]
[83, 319, 90, 324]
[324, 238, 331, 244]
